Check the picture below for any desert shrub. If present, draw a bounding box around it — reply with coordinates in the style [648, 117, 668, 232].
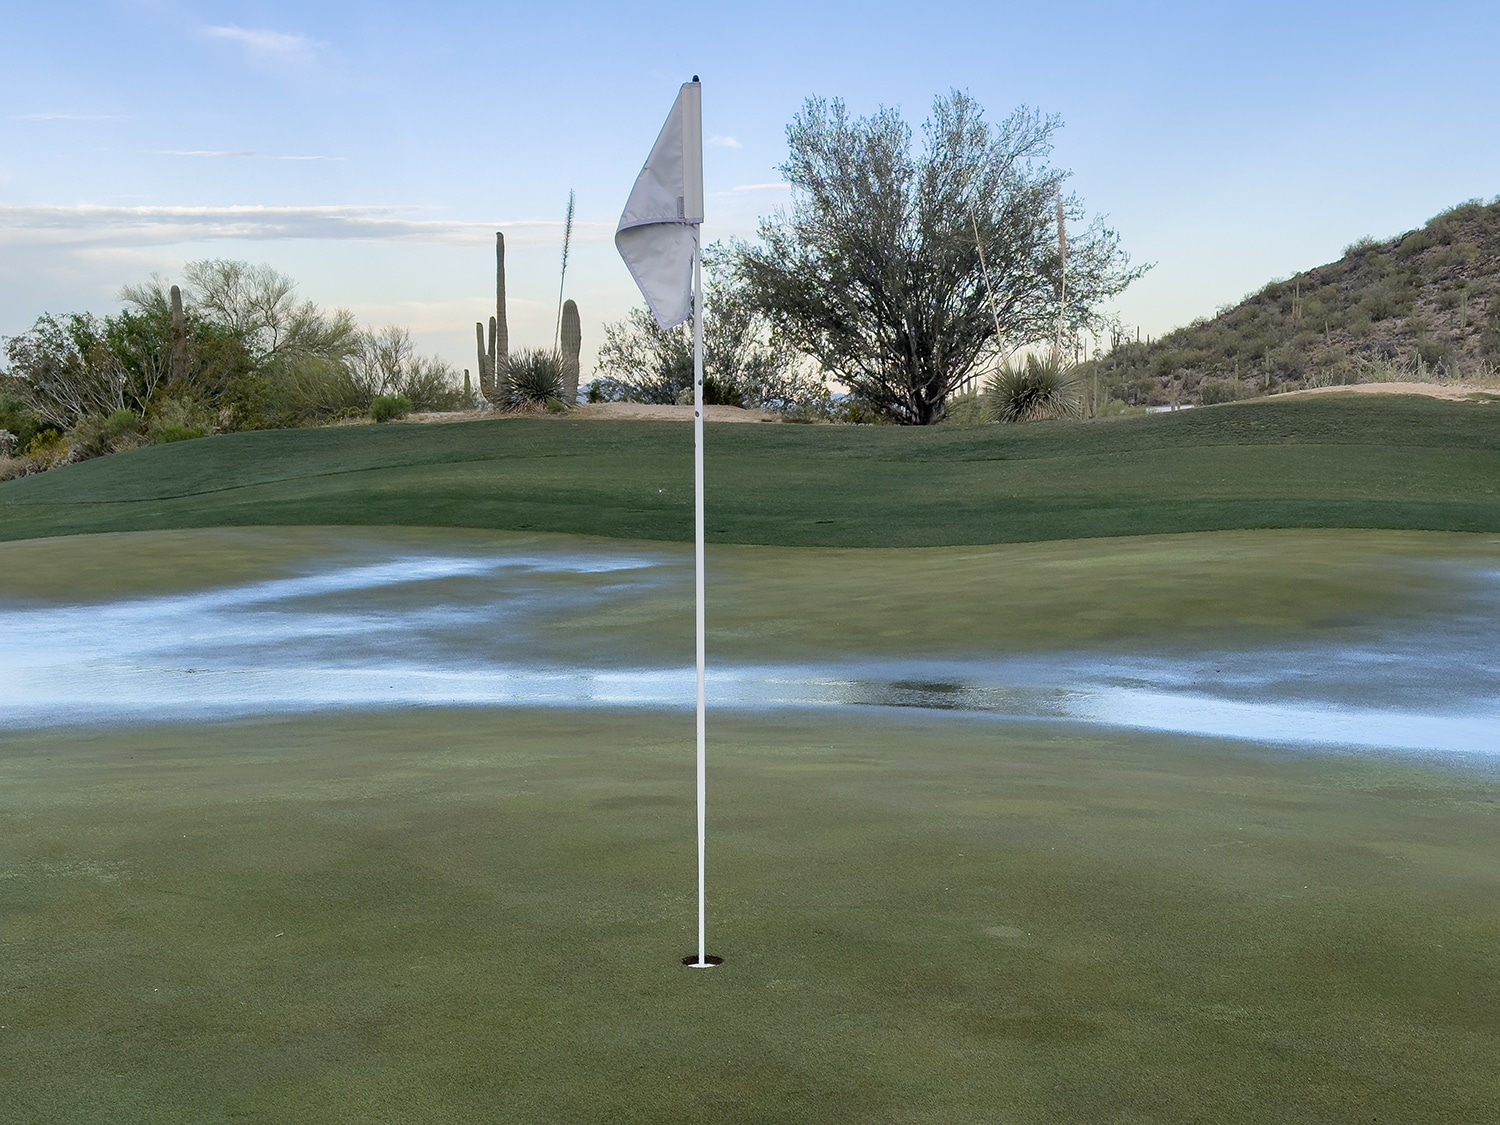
[353, 326, 463, 412]
[985, 354, 1082, 423]
[500, 350, 567, 412]
[23, 428, 69, 470]
[1360, 288, 1395, 322]
[1270, 345, 1309, 378]
[1414, 337, 1449, 369]
[278, 356, 370, 422]
[1199, 380, 1250, 405]
[940, 391, 987, 424]
[396, 360, 464, 411]
[776, 405, 822, 423]
[370, 394, 412, 423]
[70, 409, 142, 458]
[672, 375, 749, 408]
[156, 425, 202, 443]
[0, 393, 42, 450]
[147, 396, 213, 443]
[831, 395, 888, 425]
[1398, 229, 1435, 256]
[1481, 317, 1500, 360]
[1431, 243, 1480, 270]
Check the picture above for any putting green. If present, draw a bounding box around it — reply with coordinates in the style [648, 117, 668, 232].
[3, 525, 1498, 1121]
[3, 709, 1497, 1123]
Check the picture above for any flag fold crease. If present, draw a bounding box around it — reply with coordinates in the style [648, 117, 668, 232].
[616, 80, 704, 330]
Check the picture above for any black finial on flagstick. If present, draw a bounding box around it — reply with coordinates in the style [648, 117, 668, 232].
[692, 75, 699, 83]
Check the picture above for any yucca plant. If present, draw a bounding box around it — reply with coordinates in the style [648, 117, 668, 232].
[984, 352, 1082, 422]
[500, 349, 567, 412]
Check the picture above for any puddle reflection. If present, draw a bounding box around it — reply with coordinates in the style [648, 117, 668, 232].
[1, 548, 1496, 758]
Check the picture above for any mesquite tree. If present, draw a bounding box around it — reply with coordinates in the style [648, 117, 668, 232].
[734, 90, 1146, 424]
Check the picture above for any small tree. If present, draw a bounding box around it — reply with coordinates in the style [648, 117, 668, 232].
[351, 325, 463, 412]
[2, 314, 130, 429]
[592, 252, 828, 413]
[735, 90, 1146, 424]
[120, 261, 360, 428]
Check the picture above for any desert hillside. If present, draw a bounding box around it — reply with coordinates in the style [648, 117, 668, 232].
[1085, 197, 1500, 406]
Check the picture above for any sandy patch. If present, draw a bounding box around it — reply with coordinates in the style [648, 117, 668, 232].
[1277, 381, 1500, 402]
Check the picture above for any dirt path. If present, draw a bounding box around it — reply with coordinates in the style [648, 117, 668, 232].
[1277, 381, 1500, 402]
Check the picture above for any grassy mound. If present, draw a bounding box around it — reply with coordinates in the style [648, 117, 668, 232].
[1, 394, 1498, 546]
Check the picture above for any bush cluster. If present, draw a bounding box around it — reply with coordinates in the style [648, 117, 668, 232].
[0, 260, 464, 476]
[370, 394, 413, 423]
[985, 354, 1082, 422]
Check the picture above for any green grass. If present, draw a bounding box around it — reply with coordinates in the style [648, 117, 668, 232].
[5, 392, 1500, 1121]
[4, 709, 1497, 1123]
[2, 395, 1499, 546]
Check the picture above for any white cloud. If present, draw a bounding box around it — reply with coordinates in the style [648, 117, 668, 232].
[155, 150, 257, 159]
[13, 113, 129, 122]
[707, 134, 743, 149]
[730, 182, 791, 193]
[154, 150, 344, 162]
[0, 204, 612, 250]
[200, 25, 319, 61]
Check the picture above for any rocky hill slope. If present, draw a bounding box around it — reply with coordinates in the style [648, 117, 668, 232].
[1086, 197, 1500, 407]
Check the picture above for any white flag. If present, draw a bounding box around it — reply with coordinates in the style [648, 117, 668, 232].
[616, 79, 704, 330]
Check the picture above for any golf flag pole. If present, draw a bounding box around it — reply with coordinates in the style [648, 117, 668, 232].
[614, 78, 718, 968]
[692, 235, 707, 968]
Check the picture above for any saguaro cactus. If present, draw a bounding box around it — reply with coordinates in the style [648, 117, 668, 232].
[476, 232, 510, 405]
[475, 319, 496, 401]
[495, 231, 508, 375]
[168, 284, 189, 387]
[560, 299, 581, 403]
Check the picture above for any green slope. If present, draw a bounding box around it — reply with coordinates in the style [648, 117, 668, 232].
[2, 394, 1498, 546]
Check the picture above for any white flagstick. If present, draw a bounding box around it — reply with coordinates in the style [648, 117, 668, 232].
[691, 233, 710, 968]
[609, 77, 713, 967]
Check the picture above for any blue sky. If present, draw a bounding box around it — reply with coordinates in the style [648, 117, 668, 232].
[3, 1, 1498, 376]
